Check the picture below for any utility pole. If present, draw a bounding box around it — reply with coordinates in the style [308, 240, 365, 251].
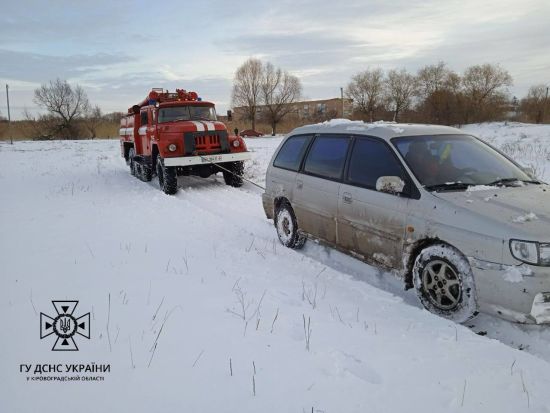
[6, 84, 12, 144]
[340, 87, 345, 118]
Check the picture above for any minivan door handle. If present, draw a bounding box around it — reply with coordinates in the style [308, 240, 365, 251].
[296, 179, 303, 190]
[342, 192, 353, 204]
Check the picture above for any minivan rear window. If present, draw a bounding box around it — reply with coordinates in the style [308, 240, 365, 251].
[273, 135, 311, 171]
[303, 135, 350, 180]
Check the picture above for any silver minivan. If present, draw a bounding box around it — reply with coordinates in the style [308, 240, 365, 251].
[262, 121, 550, 324]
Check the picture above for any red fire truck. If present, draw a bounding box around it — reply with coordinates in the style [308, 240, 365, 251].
[120, 88, 250, 194]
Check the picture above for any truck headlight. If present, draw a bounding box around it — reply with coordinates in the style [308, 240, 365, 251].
[510, 240, 550, 266]
[232, 140, 241, 148]
[541, 244, 550, 266]
[168, 144, 177, 152]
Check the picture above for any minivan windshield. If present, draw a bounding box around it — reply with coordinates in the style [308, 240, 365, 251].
[158, 106, 217, 123]
[392, 134, 536, 190]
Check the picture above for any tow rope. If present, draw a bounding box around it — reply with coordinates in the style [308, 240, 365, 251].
[198, 155, 266, 191]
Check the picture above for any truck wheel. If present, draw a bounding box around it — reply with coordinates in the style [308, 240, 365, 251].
[156, 157, 177, 195]
[412, 243, 478, 323]
[141, 164, 153, 182]
[223, 161, 244, 187]
[129, 148, 136, 176]
[275, 202, 306, 249]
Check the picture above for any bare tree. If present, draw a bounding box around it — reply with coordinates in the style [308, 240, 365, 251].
[520, 84, 550, 124]
[33, 78, 90, 139]
[84, 105, 103, 139]
[22, 109, 59, 140]
[462, 64, 512, 122]
[345, 68, 384, 122]
[416, 62, 463, 124]
[416, 61, 451, 98]
[261, 62, 302, 135]
[385, 68, 418, 122]
[231, 58, 264, 131]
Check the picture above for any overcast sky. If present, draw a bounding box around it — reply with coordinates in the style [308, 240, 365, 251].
[1, 0, 549, 119]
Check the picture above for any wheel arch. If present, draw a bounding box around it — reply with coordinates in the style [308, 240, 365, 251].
[274, 196, 292, 214]
[151, 144, 160, 168]
[403, 237, 468, 289]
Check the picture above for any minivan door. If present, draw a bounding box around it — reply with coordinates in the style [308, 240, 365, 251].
[268, 134, 313, 215]
[292, 135, 351, 245]
[338, 137, 412, 269]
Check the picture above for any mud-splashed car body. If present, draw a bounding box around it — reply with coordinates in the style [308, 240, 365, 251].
[262, 121, 550, 324]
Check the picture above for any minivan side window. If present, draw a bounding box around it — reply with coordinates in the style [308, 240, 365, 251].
[273, 135, 311, 171]
[303, 135, 350, 180]
[347, 138, 407, 190]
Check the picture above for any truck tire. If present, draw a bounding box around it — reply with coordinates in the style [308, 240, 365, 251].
[275, 202, 306, 249]
[129, 148, 136, 176]
[412, 243, 478, 323]
[156, 156, 178, 195]
[141, 163, 153, 182]
[223, 161, 244, 187]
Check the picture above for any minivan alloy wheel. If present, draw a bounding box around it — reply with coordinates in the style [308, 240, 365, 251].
[275, 203, 306, 249]
[413, 243, 478, 323]
[421, 259, 461, 310]
[276, 209, 293, 244]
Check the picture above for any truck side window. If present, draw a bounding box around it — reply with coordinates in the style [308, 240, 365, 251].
[140, 111, 148, 126]
[273, 135, 311, 171]
[303, 135, 350, 180]
[347, 138, 407, 190]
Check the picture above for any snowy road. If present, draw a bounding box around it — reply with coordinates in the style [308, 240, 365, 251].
[1, 122, 550, 412]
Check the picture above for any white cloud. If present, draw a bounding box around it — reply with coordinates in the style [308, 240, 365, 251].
[1, 0, 549, 118]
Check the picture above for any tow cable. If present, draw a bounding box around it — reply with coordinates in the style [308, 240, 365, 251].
[198, 155, 266, 191]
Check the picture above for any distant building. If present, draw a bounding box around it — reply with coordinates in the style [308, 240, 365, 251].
[233, 97, 353, 123]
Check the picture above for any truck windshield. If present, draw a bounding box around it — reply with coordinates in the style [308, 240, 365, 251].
[392, 134, 535, 190]
[158, 106, 217, 123]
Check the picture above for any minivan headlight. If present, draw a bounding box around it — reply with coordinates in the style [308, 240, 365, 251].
[510, 240, 549, 266]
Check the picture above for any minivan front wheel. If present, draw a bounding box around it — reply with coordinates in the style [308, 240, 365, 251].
[413, 244, 478, 323]
[275, 203, 306, 249]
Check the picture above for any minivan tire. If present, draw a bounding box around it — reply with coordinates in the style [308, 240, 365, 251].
[413, 243, 478, 323]
[275, 202, 306, 249]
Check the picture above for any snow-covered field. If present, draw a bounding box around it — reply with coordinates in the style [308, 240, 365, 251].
[1, 122, 550, 412]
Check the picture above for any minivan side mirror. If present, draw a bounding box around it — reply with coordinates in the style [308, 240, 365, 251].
[376, 176, 405, 194]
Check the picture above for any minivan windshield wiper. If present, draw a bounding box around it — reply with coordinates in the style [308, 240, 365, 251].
[425, 182, 475, 192]
[486, 177, 540, 186]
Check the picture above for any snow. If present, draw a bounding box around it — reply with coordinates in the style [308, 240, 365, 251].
[462, 122, 550, 182]
[316, 118, 405, 133]
[502, 266, 527, 283]
[512, 212, 538, 223]
[466, 185, 502, 192]
[1, 122, 550, 412]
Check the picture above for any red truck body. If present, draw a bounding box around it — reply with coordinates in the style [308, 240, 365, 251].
[120, 89, 250, 194]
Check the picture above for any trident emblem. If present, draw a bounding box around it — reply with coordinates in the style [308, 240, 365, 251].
[59, 318, 71, 334]
[40, 301, 90, 351]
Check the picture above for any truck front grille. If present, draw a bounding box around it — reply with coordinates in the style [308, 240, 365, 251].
[184, 131, 229, 155]
[194, 134, 221, 150]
